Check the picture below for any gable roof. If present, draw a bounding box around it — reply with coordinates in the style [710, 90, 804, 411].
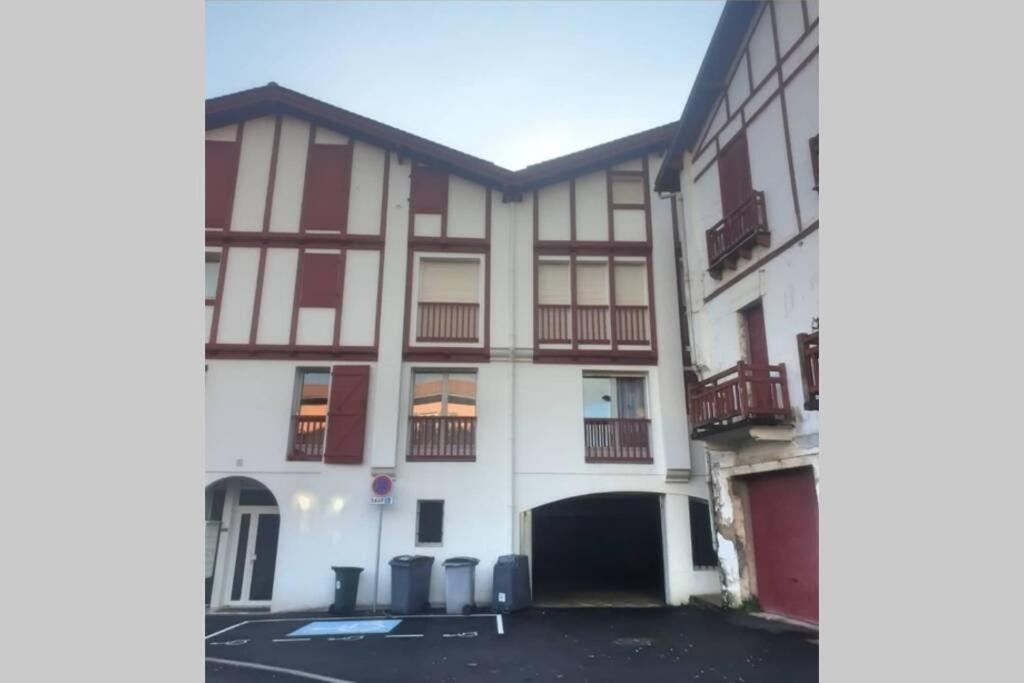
[653, 0, 764, 193]
[206, 82, 675, 197]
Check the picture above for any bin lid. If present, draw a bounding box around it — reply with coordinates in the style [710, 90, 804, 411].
[331, 566, 364, 573]
[389, 555, 435, 566]
[495, 554, 526, 565]
[442, 556, 479, 567]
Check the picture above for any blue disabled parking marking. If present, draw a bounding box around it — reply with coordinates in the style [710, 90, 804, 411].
[287, 619, 402, 637]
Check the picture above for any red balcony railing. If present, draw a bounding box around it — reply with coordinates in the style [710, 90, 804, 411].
[584, 418, 653, 463]
[537, 304, 572, 343]
[417, 302, 479, 342]
[797, 332, 819, 410]
[576, 305, 610, 344]
[687, 362, 790, 437]
[615, 305, 650, 344]
[288, 415, 326, 461]
[706, 190, 770, 278]
[407, 416, 476, 461]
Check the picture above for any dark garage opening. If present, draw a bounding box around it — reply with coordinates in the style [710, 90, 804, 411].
[531, 493, 665, 607]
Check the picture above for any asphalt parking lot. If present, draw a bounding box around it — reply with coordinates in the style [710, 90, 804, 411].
[206, 607, 818, 682]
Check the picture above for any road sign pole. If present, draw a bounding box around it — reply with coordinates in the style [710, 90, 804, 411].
[371, 502, 384, 614]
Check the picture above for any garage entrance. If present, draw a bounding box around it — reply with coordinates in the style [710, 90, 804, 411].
[745, 466, 819, 623]
[531, 493, 665, 607]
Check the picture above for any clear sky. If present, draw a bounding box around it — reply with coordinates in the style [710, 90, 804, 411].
[206, 0, 724, 170]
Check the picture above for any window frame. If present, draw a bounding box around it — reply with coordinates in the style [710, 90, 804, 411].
[287, 367, 331, 461]
[410, 370, 477, 418]
[415, 499, 445, 546]
[688, 496, 719, 570]
[205, 251, 222, 304]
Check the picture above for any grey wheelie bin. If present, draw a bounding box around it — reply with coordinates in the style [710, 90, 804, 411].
[442, 557, 480, 614]
[492, 554, 531, 613]
[389, 555, 434, 614]
[329, 566, 363, 615]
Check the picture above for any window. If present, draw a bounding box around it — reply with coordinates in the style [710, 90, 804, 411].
[205, 252, 221, 302]
[289, 369, 330, 461]
[610, 174, 645, 206]
[416, 500, 444, 545]
[582, 375, 651, 463]
[416, 259, 480, 342]
[409, 371, 477, 460]
[689, 497, 718, 569]
[582, 375, 647, 419]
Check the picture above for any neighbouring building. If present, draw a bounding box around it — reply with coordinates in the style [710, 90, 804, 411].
[205, 83, 721, 613]
[656, 0, 819, 624]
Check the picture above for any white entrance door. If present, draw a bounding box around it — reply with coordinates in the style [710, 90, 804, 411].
[227, 505, 280, 606]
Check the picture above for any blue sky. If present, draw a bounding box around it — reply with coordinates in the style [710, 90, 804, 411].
[206, 1, 724, 170]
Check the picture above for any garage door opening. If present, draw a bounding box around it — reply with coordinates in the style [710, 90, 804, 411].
[531, 493, 665, 607]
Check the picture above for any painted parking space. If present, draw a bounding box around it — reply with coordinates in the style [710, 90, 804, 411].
[206, 612, 503, 650]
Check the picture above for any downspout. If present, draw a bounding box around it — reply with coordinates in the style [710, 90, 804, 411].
[671, 177, 720, 560]
[507, 190, 518, 553]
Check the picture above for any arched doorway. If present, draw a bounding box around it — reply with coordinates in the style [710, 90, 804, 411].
[205, 477, 280, 610]
[530, 492, 665, 607]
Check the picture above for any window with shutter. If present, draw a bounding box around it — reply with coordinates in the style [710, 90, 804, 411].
[410, 166, 448, 215]
[206, 140, 240, 229]
[323, 365, 370, 464]
[300, 143, 353, 232]
[297, 252, 342, 309]
[575, 262, 609, 306]
[537, 262, 570, 305]
[417, 260, 479, 303]
[613, 263, 646, 306]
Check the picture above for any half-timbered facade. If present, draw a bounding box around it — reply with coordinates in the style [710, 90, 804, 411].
[656, 0, 819, 624]
[205, 84, 720, 612]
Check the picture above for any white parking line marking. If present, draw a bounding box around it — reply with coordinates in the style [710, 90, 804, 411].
[246, 613, 495, 624]
[328, 635, 365, 641]
[273, 638, 311, 643]
[385, 634, 424, 638]
[442, 631, 478, 638]
[207, 657, 356, 683]
[496, 614, 504, 635]
[205, 621, 250, 640]
[208, 639, 249, 646]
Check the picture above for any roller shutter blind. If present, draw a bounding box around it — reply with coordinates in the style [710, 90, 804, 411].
[418, 260, 479, 303]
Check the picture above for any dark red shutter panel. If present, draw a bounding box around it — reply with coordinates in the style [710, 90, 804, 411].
[809, 135, 819, 188]
[206, 140, 240, 228]
[300, 143, 353, 231]
[324, 365, 370, 464]
[410, 165, 448, 214]
[297, 252, 342, 308]
[717, 132, 753, 217]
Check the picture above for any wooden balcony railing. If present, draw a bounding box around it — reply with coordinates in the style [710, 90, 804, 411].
[407, 416, 476, 461]
[584, 418, 653, 463]
[687, 362, 791, 437]
[797, 332, 819, 410]
[576, 305, 610, 344]
[537, 304, 572, 343]
[417, 302, 479, 342]
[288, 415, 326, 461]
[615, 305, 650, 344]
[706, 190, 770, 278]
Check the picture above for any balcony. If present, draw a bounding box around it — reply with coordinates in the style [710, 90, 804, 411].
[798, 332, 819, 410]
[416, 302, 479, 342]
[706, 190, 770, 279]
[687, 362, 791, 438]
[407, 416, 476, 461]
[537, 304, 650, 345]
[288, 415, 326, 461]
[584, 418, 653, 463]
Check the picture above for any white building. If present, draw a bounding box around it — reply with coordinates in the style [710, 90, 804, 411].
[204, 83, 722, 613]
[656, 0, 819, 624]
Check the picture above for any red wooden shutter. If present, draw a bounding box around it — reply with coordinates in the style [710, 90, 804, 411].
[410, 165, 448, 214]
[324, 365, 370, 464]
[297, 252, 342, 308]
[809, 135, 819, 188]
[717, 132, 753, 217]
[206, 140, 240, 228]
[300, 142, 353, 232]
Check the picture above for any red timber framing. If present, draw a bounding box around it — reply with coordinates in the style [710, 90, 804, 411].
[205, 115, 389, 361]
[401, 163, 492, 363]
[533, 155, 659, 365]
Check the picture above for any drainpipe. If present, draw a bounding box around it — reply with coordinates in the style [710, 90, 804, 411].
[507, 191, 518, 553]
[671, 186, 720, 559]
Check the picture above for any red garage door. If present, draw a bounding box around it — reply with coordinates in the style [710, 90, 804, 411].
[746, 467, 819, 623]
